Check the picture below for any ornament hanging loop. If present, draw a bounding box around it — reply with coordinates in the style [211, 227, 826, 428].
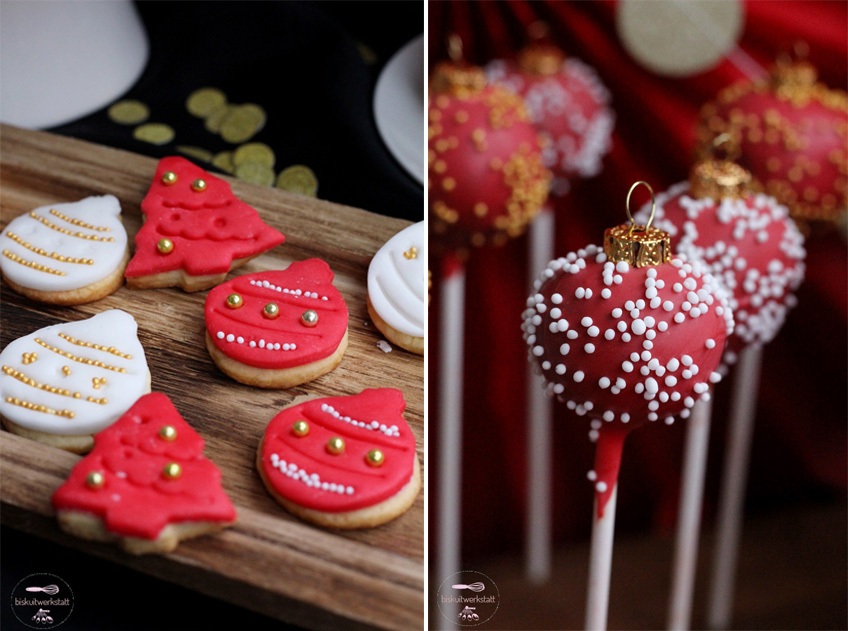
[625, 180, 656, 235]
[604, 180, 670, 268]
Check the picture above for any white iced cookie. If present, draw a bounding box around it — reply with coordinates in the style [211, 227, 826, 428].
[366, 221, 425, 355]
[0, 310, 151, 452]
[0, 195, 129, 304]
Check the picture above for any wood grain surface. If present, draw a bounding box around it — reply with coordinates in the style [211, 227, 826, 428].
[0, 124, 424, 631]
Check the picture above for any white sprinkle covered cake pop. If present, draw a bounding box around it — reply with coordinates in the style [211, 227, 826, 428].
[635, 159, 805, 358]
[523, 183, 734, 513]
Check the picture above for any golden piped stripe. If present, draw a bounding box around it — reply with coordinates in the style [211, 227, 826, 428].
[29, 212, 115, 242]
[57, 333, 133, 360]
[2, 365, 83, 400]
[4, 396, 75, 419]
[4, 232, 94, 265]
[49, 208, 111, 232]
[34, 338, 127, 373]
[2, 249, 66, 275]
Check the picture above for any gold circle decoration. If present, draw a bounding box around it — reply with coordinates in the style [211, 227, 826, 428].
[133, 122, 175, 146]
[186, 87, 228, 118]
[108, 99, 150, 125]
[234, 162, 275, 186]
[276, 165, 319, 197]
[233, 142, 276, 169]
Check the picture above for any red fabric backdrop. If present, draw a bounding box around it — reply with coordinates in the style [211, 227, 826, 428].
[428, 0, 848, 561]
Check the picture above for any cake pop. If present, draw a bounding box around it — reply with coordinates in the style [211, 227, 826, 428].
[522, 180, 734, 512]
[697, 54, 848, 224]
[429, 36, 551, 257]
[523, 182, 733, 630]
[486, 23, 614, 196]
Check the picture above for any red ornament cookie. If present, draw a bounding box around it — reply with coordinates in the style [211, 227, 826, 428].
[125, 156, 285, 291]
[257, 388, 421, 529]
[51, 392, 237, 554]
[204, 259, 349, 388]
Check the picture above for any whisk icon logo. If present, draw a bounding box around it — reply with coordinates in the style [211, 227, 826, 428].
[436, 570, 499, 626]
[10, 573, 73, 629]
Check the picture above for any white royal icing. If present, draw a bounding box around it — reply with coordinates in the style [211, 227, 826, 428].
[367, 221, 425, 338]
[0, 195, 127, 292]
[0, 310, 149, 436]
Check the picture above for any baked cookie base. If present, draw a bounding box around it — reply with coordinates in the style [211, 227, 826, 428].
[1, 371, 151, 453]
[205, 329, 348, 389]
[2, 247, 129, 305]
[56, 509, 235, 555]
[256, 438, 421, 529]
[367, 296, 423, 355]
[125, 253, 260, 292]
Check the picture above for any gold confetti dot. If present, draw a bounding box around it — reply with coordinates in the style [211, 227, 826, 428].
[108, 99, 150, 125]
[133, 123, 175, 146]
[276, 165, 318, 197]
[186, 87, 228, 118]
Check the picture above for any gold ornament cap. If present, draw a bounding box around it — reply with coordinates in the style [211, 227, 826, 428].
[603, 181, 671, 268]
[690, 159, 752, 200]
[429, 34, 486, 98]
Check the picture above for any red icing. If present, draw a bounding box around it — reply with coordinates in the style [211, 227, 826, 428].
[125, 156, 285, 278]
[204, 259, 348, 369]
[428, 81, 550, 253]
[259, 388, 417, 513]
[593, 426, 628, 518]
[51, 392, 237, 540]
[699, 66, 848, 222]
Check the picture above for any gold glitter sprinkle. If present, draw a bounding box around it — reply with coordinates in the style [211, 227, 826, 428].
[58, 333, 132, 359]
[2, 250, 66, 275]
[49, 208, 110, 232]
[34, 339, 127, 373]
[28, 212, 115, 242]
[3, 232, 94, 265]
[4, 396, 74, 418]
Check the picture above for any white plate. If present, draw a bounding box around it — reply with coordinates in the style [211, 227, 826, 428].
[374, 34, 424, 185]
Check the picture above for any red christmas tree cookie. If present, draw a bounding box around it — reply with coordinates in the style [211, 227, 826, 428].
[125, 156, 285, 291]
[204, 259, 349, 389]
[257, 388, 421, 529]
[51, 392, 237, 554]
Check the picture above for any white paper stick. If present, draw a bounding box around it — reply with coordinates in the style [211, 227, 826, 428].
[667, 397, 714, 630]
[526, 207, 556, 583]
[437, 265, 466, 629]
[585, 484, 619, 631]
[707, 344, 764, 629]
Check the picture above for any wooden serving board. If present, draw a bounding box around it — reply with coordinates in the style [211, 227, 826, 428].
[0, 124, 424, 631]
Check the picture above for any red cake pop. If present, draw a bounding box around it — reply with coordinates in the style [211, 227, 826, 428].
[486, 26, 614, 196]
[429, 38, 551, 256]
[635, 158, 806, 362]
[697, 56, 848, 223]
[522, 183, 733, 514]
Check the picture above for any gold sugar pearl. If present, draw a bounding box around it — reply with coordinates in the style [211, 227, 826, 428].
[158, 425, 178, 441]
[300, 309, 318, 327]
[191, 178, 207, 192]
[92, 377, 107, 389]
[85, 471, 105, 489]
[22, 352, 37, 365]
[403, 246, 418, 260]
[226, 293, 243, 309]
[162, 462, 182, 480]
[161, 171, 178, 185]
[326, 437, 345, 455]
[291, 420, 310, 437]
[157, 238, 174, 254]
[61, 366, 72, 376]
[365, 449, 385, 467]
[263, 302, 280, 319]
